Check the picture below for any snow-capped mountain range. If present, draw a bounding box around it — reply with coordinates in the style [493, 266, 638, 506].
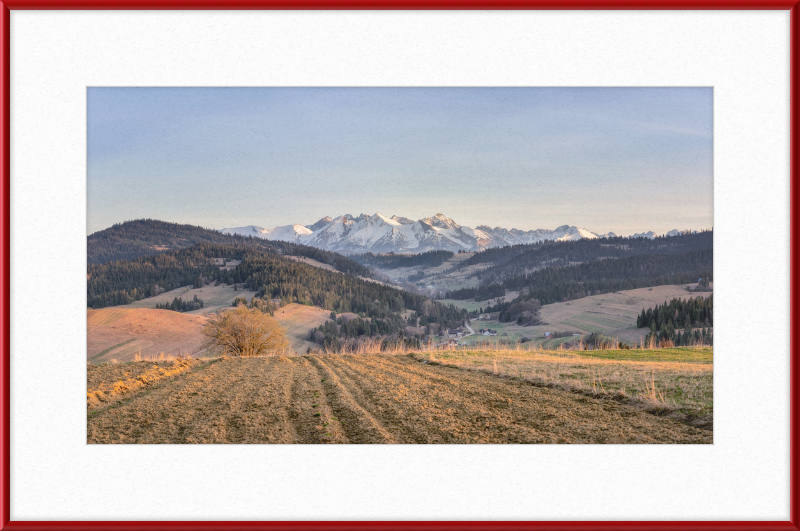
[220, 213, 680, 254]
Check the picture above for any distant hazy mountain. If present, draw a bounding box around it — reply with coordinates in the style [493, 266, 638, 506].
[220, 213, 684, 254]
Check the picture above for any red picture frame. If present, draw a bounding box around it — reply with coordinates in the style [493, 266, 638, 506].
[1, 2, 797, 530]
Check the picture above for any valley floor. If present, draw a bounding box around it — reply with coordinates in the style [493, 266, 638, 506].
[88, 354, 711, 444]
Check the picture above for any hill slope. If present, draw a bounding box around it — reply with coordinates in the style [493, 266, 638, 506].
[88, 219, 250, 264]
[88, 220, 373, 279]
[87, 307, 209, 363]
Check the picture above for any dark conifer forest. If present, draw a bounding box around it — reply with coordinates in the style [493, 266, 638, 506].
[88, 219, 371, 277]
[637, 295, 713, 330]
[354, 250, 454, 269]
[155, 295, 205, 312]
[452, 249, 712, 307]
[87, 241, 466, 340]
[457, 230, 712, 282]
[637, 295, 713, 346]
[88, 219, 249, 264]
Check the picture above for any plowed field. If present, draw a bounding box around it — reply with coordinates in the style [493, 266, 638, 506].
[88, 355, 711, 444]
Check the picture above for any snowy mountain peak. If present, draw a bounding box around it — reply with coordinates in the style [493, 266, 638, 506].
[307, 216, 334, 231]
[220, 214, 680, 254]
[372, 213, 400, 226]
[220, 225, 267, 236]
[422, 213, 460, 230]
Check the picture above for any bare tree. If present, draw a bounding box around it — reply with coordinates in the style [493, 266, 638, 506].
[202, 306, 289, 356]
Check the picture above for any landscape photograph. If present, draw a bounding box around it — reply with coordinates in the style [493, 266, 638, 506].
[87, 87, 713, 444]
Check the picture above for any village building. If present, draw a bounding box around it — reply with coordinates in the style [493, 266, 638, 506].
[448, 327, 464, 337]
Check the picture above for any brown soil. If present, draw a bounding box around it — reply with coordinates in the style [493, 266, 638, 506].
[88, 354, 711, 444]
[87, 359, 200, 410]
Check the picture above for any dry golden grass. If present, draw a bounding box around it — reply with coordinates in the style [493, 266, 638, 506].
[87, 359, 198, 410]
[87, 308, 209, 363]
[88, 303, 320, 364]
[413, 346, 713, 426]
[272, 304, 332, 354]
[308, 339, 711, 425]
[88, 355, 711, 444]
[123, 282, 257, 314]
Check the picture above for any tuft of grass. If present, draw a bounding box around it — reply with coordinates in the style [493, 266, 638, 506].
[87, 359, 197, 410]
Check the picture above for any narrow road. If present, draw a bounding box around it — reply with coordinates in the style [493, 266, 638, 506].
[463, 321, 476, 338]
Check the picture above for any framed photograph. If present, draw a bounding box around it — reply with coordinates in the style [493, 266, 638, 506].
[2, 1, 797, 529]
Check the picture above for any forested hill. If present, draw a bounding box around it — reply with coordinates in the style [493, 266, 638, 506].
[461, 230, 713, 284]
[451, 248, 712, 306]
[354, 250, 454, 269]
[87, 242, 466, 335]
[88, 219, 247, 264]
[87, 219, 371, 278]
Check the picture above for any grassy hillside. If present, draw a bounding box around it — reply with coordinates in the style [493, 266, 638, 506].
[462, 284, 713, 347]
[87, 308, 209, 363]
[124, 282, 257, 315]
[272, 304, 332, 354]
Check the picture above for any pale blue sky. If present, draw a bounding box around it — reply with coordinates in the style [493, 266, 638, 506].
[87, 87, 713, 236]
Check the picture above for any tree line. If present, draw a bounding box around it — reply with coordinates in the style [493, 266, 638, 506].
[498, 299, 542, 325]
[445, 284, 505, 301]
[354, 250, 454, 269]
[236, 254, 466, 330]
[457, 230, 713, 285]
[644, 325, 713, 347]
[87, 219, 255, 264]
[88, 244, 225, 308]
[308, 309, 449, 352]
[478, 249, 712, 315]
[155, 295, 205, 312]
[637, 295, 713, 330]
